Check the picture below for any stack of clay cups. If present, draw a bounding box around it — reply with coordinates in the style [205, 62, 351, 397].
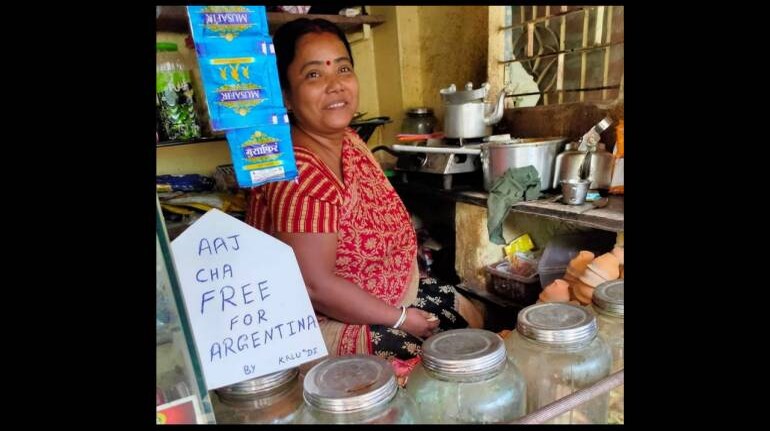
[563, 251, 594, 303]
[612, 245, 624, 279]
[574, 252, 621, 305]
[538, 279, 571, 303]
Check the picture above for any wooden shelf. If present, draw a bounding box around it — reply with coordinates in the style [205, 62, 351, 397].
[156, 135, 226, 148]
[156, 6, 190, 33]
[157, 6, 385, 35]
[454, 190, 624, 233]
[507, 194, 624, 233]
[266, 12, 385, 34]
[392, 180, 624, 233]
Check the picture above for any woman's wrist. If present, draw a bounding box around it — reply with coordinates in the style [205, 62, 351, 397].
[391, 305, 407, 329]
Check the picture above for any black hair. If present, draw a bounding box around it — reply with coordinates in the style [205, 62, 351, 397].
[273, 18, 354, 92]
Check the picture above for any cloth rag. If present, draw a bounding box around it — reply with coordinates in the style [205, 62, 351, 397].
[487, 165, 541, 245]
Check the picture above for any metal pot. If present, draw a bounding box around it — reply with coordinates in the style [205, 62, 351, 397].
[552, 142, 614, 190]
[440, 82, 506, 139]
[561, 179, 591, 205]
[480, 137, 567, 191]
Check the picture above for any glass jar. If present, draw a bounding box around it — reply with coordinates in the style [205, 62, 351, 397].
[156, 195, 216, 424]
[298, 355, 420, 424]
[156, 93, 168, 141]
[211, 368, 303, 424]
[590, 279, 624, 424]
[401, 108, 437, 135]
[505, 303, 612, 424]
[406, 329, 526, 424]
[156, 42, 201, 141]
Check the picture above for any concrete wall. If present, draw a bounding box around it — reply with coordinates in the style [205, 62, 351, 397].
[371, 6, 489, 167]
[416, 6, 488, 131]
[349, 26, 382, 145]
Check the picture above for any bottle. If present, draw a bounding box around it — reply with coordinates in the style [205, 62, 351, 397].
[505, 302, 612, 424]
[156, 93, 168, 141]
[212, 368, 303, 424]
[401, 108, 437, 135]
[156, 42, 201, 141]
[406, 328, 527, 423]
[590, 279, 624, 424]
[298, 355, 420, 424]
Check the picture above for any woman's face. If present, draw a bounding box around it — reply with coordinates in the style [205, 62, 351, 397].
[284, 32, 359, 134]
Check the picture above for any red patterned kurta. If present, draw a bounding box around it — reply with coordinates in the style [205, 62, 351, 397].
[246, 128, 417, 355]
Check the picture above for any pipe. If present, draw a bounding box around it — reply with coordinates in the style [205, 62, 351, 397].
[370, 145, 401, 157]
[510, 369, 624, 424]
[391, 144, 481, 155]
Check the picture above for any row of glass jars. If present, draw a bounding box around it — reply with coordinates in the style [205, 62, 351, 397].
[507, 278, 622, 424]
[211, 354, 420, 424]
[591, 279, 624, 424]
[211, 279, 623, 424]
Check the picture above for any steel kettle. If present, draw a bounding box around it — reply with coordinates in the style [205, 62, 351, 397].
[439, 82, 506, 139]
[552, 142, 614, 190]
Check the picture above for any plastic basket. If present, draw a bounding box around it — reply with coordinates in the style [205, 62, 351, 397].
[537, 232, 616, 289]
[485, 260, 541, 306]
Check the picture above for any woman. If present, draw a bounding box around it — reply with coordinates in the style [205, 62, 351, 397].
[246, 18, 481, 362]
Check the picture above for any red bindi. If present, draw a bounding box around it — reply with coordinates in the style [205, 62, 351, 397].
[326, 60, 331, 66]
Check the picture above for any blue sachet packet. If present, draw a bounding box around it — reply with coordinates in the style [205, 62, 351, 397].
[187, 5, 269, 43]
[197, 50, 284, 130]
[194, 34, 276, 59]
[225, 110, 297, 188]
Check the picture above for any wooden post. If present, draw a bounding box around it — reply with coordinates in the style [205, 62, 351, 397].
[594, 6, 605, 46]
[541, 7, 547, 105]
[558, 9, 566, 104]
[527, 22, 534, 57]
[487, 6, 508, 108]
[602, 6, 613, 100]
[579, 8, 589, 102]
[347, 23, 372, 44]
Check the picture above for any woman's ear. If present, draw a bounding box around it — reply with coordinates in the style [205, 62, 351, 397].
[282, 89, 292, 111]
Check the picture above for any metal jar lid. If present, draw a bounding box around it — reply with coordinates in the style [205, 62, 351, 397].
[440, 82, 489, 104]
[516, 303, 598, 346]
[421, 329, 507, 379]
[216, 368, 298, 401]
[303, 355, 397, 414]
[407, 107, 433, 115]
[592, 279, 624, 317]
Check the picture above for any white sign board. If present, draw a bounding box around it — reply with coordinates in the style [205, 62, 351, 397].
[170, 209, 328, 390]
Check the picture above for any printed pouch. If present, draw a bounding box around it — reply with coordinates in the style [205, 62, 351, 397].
[225, 110, 297, 187]
[194, 34, 276, 59]
[187, 5, 269, 43]
[198, 51, 283, 130]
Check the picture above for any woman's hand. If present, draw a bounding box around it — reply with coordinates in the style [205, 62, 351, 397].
[401, 308, 439, 339]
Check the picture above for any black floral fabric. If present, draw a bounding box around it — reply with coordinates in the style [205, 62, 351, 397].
[370, 277, 469, 361]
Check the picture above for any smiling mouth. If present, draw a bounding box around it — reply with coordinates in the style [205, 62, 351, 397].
[325, 101, 347, 109]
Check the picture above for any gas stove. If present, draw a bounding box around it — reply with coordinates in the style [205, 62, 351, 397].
[391, 138, 484, 190]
